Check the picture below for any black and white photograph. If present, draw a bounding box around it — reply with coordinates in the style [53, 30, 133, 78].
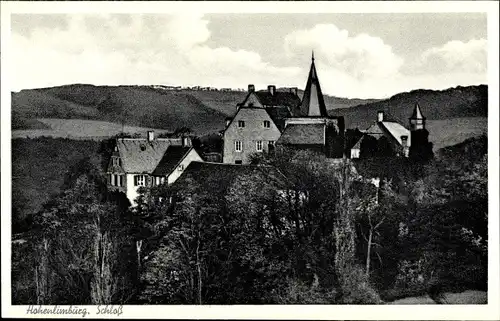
[1, 1, 499, 319]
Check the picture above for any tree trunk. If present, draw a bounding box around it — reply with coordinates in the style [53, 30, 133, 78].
[196, 234, 202, 305]
[136, 240, 143, 270]
[366, 229, 373, 278]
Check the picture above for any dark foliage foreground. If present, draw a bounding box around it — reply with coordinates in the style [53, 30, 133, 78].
[12, 136, 487, 304]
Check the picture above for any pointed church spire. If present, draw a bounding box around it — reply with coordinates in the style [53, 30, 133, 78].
[409, 102, 426, 130]
[411, 102, 424, 120]
[299, 53, 328, 117]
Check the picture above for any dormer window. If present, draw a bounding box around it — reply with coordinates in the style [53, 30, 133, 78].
[238, 120, 245, 128]
[263, 120, 270, 128]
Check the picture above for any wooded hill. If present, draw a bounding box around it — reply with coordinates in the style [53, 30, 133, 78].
[331, 85, 488, 129]
[12, 84, 487, 136]
[11, 84, 378, 133]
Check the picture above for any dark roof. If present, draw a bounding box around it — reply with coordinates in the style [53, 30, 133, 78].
[152, 146, 191, 176]
[410, 102, 425, 119]
[298, 56, 328, 117]
[254, 91, 301, 108]
[265, 106, 292, 132]
[277, 123, 325, 145]
[117, 138, 180, 173]
[171, 161, 290, 192]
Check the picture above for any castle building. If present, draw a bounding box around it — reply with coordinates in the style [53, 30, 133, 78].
[349, 103, 431, 160]
[222, 85, 301, 164]
[106, 131, 202, 205]
[223, 53, 345, 164]
[277, 53, 345, 158]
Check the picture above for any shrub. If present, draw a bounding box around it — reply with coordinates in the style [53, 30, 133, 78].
[271, 276, 337, 304]
[338, 266, 382, 304]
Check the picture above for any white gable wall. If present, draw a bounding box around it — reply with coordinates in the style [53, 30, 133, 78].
[126, 173, 148, 206]
[167, 149, 203, 185]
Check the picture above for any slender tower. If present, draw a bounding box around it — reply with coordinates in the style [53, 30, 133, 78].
[409, 102, 433, 161]
[409, 102, 426, 131]
[299, 51, 328, 117]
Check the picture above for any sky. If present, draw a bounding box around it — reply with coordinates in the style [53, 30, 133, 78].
[10, 13, 487, 99]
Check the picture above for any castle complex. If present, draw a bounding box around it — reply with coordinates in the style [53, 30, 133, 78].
[222, 53, 429, 164]
[107, 53, 432, 205]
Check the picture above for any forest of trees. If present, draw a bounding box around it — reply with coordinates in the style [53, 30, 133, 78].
[12, 135, 488, 304]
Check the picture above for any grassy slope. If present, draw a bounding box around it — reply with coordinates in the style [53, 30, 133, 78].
[11, 119, 173, 140]
[12, 86, 228, 135]
[427, 117, 487, 151]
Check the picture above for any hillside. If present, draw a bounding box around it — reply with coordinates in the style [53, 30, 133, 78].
[12, 84, 378, 133]
[330, 85, 488, 129]
[12, 85, 228, 134]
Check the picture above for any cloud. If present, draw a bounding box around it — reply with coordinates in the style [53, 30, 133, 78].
[282, 24, 487, 98]
[284, 24, 404, 80]
[282, 23, 411, 98]
[10, 15, 487, 99]
[419, 38, 487, 74]
[10, 14, 301, 92]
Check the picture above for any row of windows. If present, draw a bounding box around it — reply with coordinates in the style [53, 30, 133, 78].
[234, 140, 274, 152]
[134, 175, 146, 186]
[237, 120, 271, 128]
[108, 174, 124, 187]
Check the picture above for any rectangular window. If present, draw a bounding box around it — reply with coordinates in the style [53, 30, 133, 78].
[134, 175, 146, 186]
[235, 141, 242, 152]
[238, 120, 245, 128]
[256, 140, 263, 152]
[118, 175, 123, 187]
[263, 120, 270, 128]
[235, 160, 242, 164]
[111, 174, 116, 186]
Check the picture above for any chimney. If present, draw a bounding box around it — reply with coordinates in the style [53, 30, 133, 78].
[401, 135, 409, 157]
[248, 84, 255, 93]
[377, 111, 384, 122]
[147, 130, 155, 142]
[182, 136, 191, 147]
[290, 87, 298, 96]
[268, 85, 276, 96]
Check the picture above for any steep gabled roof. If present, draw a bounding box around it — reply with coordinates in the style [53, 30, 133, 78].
[298, 53, 328, 117]
[254, 91, 301, 108]
[278, 123, 325, 145]
[380, 122, 411, 146]
[152, 146, 192, 176]
[116, 138, 180, 173]
[360, 121, 411, 147]
[265, 106, 292, 132]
